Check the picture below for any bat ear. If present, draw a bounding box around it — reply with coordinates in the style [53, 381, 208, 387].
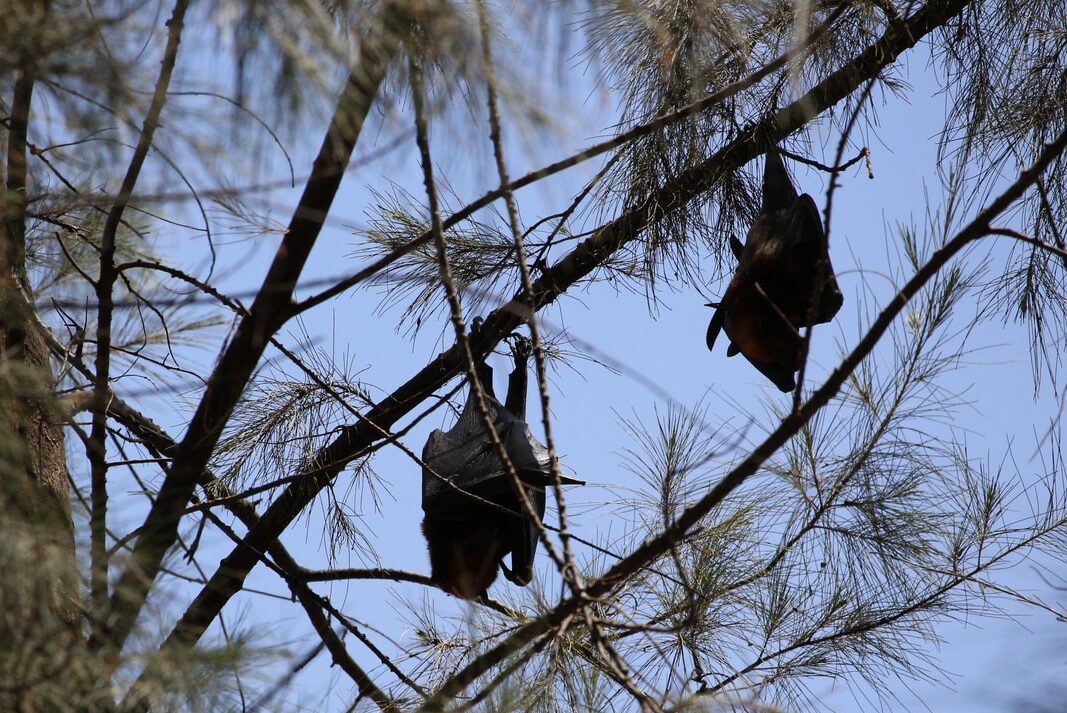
[729, 235, 744, 259]
[763, 149, 799, 214]
[706, 306, 725, 351]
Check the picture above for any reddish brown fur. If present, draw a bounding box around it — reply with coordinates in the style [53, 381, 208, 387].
[421, 516, 503, 599]
[710, 194, 843, 392]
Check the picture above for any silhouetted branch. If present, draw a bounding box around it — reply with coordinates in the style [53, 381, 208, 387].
[99, 0, 408, 663]
[145, 4, 983, 689]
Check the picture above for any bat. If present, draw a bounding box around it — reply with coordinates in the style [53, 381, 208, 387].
[706, 149, 844, 392]
[421, 335, 581, 599]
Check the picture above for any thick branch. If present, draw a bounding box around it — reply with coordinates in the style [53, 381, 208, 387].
[97, 3, 406, 662]
[149, 0, 978, 684]
[293, 2, 850, 316]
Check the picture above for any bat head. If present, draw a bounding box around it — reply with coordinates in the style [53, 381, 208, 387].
[422, 515, 503, 599]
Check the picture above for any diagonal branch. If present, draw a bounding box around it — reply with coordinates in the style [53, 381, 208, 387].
[29, 294, 401, 709]
[291, 2, 852, 316]
[102, 389, 399, 710]
[143, 0, 979, 690]
[95, 1, 408, 664]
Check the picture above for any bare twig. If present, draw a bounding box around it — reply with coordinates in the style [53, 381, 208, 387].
[476, 0, 583, 590]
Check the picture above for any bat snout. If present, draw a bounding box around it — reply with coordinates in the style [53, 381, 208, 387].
[814, 282, 844, 324]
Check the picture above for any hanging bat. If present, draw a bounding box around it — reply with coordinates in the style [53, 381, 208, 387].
[421, 335, 581, 599]
[706, 149, 844, 392]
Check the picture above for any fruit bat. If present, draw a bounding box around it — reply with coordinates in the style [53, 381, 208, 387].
[421, 336, 581, 599]
[706, 149, 844, 392]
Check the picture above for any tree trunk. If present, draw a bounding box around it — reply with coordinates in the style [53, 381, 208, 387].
[0, 2, 85, 708]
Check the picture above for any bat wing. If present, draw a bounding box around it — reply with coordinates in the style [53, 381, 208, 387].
[763, 150, 799, 214]
[498, 414, 582, 486]
[788, 194, 844, 325]
[719, 269, 802, 392]
[422, 387, 505, 511]
[499, 485, 546, 586]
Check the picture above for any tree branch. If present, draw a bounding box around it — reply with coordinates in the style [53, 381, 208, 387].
[88, 0, 190, 652]
[96, 1, 407, 664]
[139, 0, 982, 697]
[291, 2, 852, 316]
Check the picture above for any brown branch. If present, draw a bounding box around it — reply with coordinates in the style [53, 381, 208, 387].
[139, 0, 983, 701]
[44, 373, 395, 706]
[987, 228, 1067, 263]
[299, 567, 433, 586]
[291, 2, 852, 316]
[1034, 177, 1067, 270]
[88, 0, 190, 653]
[197, 511, 403, 710]
[96, 1, 407, 663]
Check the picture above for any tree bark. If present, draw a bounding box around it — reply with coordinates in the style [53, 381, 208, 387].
[0, 2, 84, 709]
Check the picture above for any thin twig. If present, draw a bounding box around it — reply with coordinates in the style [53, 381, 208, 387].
[87, 0, 191, 655]
[793, 80, 877, 413]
